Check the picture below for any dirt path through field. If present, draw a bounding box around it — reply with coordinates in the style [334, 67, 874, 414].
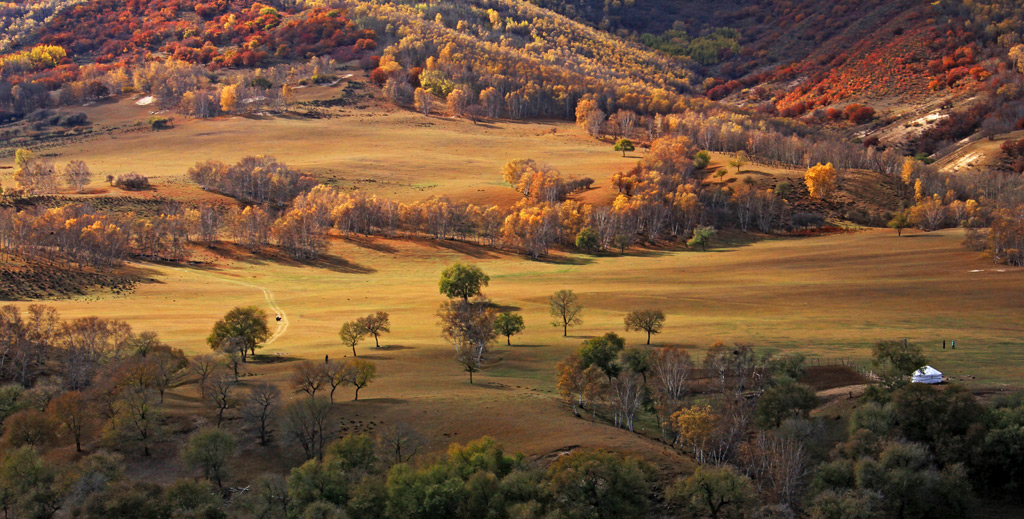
[177, 269, 289, 345]
[259, 285, 288, 345]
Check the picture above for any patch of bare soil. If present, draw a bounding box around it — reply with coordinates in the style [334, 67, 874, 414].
[801, 365, 869, 391]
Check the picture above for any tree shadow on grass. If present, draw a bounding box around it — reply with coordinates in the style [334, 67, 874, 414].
[419, 238, 502, 259]
[489, 303, 522, 313]
[897, 234, 942, 239]
[342, 235, 398, 254]
[249, 353, 302, 364]
[356, 354, 394, 361]
[370, 345, 414, 352]
[531, 254, 595, 266]
[565, 334, 598, 340]
[206, 242, 377, 274]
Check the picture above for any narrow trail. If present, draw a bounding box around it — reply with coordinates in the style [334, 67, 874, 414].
[259, 286, 288, 345]
[174, 268, 289, 345]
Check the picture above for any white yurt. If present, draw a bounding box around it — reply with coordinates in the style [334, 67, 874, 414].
[911, 366, 943, 384]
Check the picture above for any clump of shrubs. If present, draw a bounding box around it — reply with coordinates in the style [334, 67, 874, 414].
[115, 173, 150, 190]
[26, 110, 89, 129]
[148, 116, 172, 130]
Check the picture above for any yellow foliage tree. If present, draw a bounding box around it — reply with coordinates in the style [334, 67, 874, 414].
[671, 405, 718, 454]
[220, 85, 238, 113]
[804, 162, 837, 199]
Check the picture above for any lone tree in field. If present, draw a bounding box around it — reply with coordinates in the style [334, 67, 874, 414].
[437, 299, 496, 383]
[687, 226, 716, 251]
[614, 138, 635, 157]
[349, 358, 377, 400]
[357, 311, 391, 348]
[207, 306, 270, 361]
[729, 152, 747, 175]
[493, 312, 525, 345]
[182, 427, 237, 490]
[888, 209, 910, 237]
[624, 309, 666, 345]
[63, 160, 92, 192]
[439, 263, 490, 301]
[550, 289, 583, 336]
[339, 321, 367, 357]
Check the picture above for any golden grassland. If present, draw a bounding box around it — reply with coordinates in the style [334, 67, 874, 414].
[8, 227, 1024, 466]
[0, 85, 631, 208]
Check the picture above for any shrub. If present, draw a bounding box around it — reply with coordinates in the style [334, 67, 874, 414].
[115, 173, 150, 190]
[148, 116, 171, 130]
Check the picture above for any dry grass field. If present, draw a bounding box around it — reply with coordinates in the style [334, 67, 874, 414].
[7, 225, 1022, 466]
[0, 82, 630, 208]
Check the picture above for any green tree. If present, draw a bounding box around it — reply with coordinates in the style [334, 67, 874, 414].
[808, 489, 882, 519]
[755, 377, 819, 428]
[493, 312, 525, 345]
[579, 332, 626, 381]
[694, 150, 712, 169]
[888, 210, 911, 237]
[80, 481, 169, 519]
[339, 321, 367, 357]
[384, 437, 523, 519]
[575, 226, 599, 253]
[439, 264, 490, 301]
[728, 152, 747, 175]
[549, 289, 583, 337]
[890, 383, 985, 465]
[165, 479, 222, 517]
[207, 306, 270, 361]
[546, 449, 649, 519]
[669, 465, 754, 519]
[687, 226, 716, 251]
[623, 308, 665, 344]
[614, 138, 635, 157]
[854, 442, 971, 519]
[182, 427, 237, 489]
[324, 434, 378, 474]
[0, 446, 65, 519]
[619, 346, 651, 384]
[871, 339, 927, 393]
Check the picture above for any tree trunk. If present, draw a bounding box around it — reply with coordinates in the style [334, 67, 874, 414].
[351, 345, 357, 357]
[646, 331, 651, 345]
[507, 335, 511, 346]
[374, 334, 380, 347]
[354, 386, 360, 400]
[469, 370, 474, 384]
[563, 322, 568, 336]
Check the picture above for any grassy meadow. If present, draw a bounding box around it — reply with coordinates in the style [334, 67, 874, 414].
[7, 226, 1022, 460]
